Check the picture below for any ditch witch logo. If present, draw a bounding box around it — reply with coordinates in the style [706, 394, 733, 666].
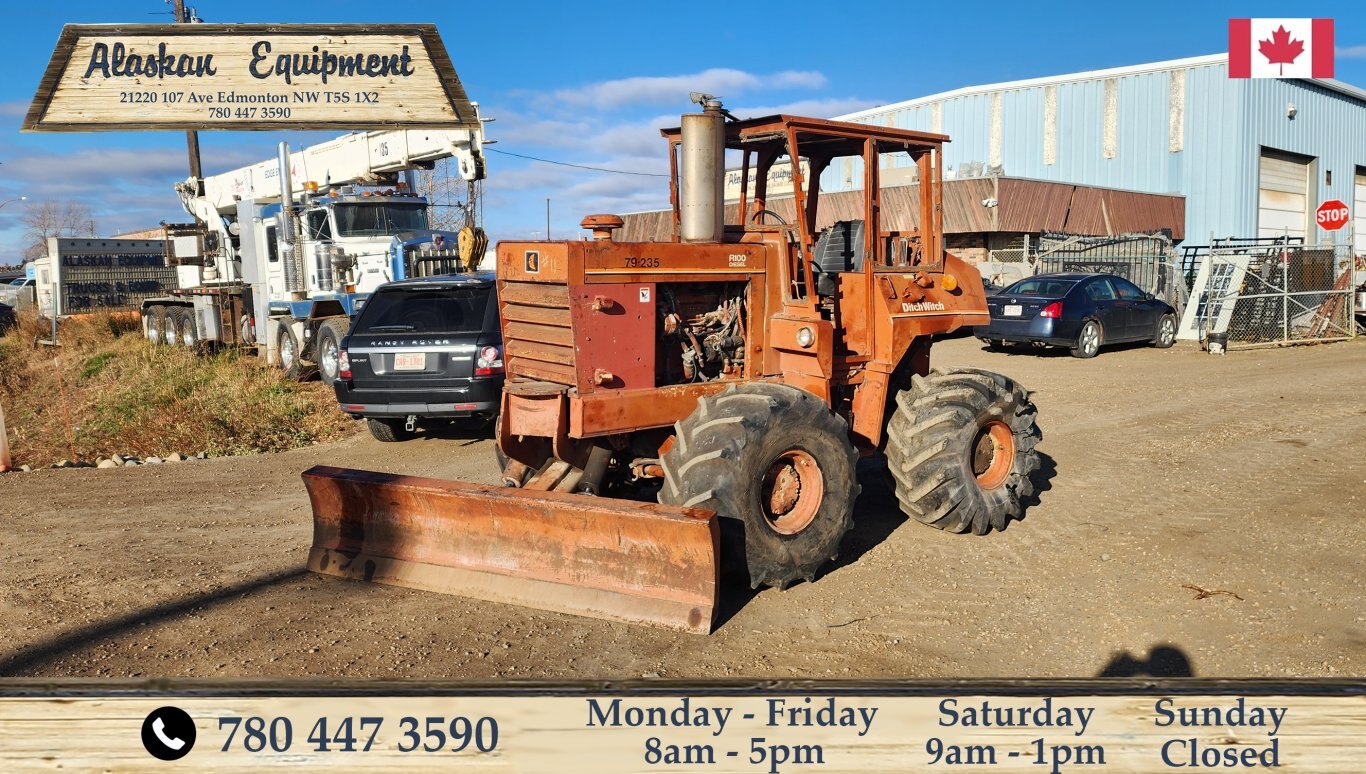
[1228, 18, 1334, 78]
[901, 301, 947, 313]
[82, 40, 418, 84]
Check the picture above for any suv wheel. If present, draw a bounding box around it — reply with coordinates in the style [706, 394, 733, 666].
[367, 418, 415, 443]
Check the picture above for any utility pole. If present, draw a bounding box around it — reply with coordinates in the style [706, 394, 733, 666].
[172, 0, 202, 181]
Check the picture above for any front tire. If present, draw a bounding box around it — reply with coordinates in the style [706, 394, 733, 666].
[660, 383, 860, 589]
[1154, 313, 1177, 348]
[367, 418, 414, 442]
[1071, 320, 1102, 358]
[885, 368, 1041, 535]
[276, 322, 315, 381]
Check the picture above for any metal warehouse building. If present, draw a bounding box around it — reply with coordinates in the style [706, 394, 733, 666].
[829, 53, 1366, 251]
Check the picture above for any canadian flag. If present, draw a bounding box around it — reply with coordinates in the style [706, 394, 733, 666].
[1229, 18, 1334, 78]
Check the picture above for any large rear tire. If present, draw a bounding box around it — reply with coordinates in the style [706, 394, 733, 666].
[156, 307, 177, 347]
[659, 383, 860, 589]
[885, 368, 1041, 535]
[143, 306, 164, 344]
[171, 307, 199, 349]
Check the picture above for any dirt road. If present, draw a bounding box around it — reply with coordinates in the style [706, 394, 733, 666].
[2, 337, 1363, 679]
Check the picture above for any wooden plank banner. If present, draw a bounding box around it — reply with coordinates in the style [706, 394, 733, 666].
[0, 680, 1362, 772]
[23, 24, 478, 131]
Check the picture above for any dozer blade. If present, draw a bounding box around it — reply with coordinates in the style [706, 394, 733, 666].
[303, 466, 719, 633]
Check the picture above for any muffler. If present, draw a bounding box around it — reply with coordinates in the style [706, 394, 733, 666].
[304, 466, 720, 633]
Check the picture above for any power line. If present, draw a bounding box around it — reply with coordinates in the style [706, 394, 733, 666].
[486, 148, 668, 177]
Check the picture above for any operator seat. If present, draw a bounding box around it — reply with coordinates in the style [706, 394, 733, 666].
[812, 220, 866, 296]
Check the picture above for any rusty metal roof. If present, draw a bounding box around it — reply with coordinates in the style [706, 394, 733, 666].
[617, 177, 1184, 241]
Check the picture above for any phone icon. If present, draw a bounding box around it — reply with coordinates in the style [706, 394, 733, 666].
[141, 707, 196, 760]
[153, 717, 186, 750]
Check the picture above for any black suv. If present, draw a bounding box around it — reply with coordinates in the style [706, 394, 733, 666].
[333, 273, 503, 442]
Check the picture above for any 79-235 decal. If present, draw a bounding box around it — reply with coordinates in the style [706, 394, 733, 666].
[624, 256, 661, 268]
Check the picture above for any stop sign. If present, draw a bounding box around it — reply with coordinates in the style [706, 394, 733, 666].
[1316, 199, 1351, 231]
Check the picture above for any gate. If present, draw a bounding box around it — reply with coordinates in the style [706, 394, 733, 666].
[1035, 232, 1187, 312]
[1186, 243, 1355, 348]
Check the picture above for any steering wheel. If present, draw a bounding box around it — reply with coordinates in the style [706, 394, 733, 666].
[750, 209, 789, 226]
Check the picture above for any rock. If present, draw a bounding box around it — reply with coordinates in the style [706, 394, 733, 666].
[97, 459, 119, 469]
[167, 452, 185, 462]
[19, 465, 32, 473]
[145, 456, 164, 465]
[124, 460, 140, 466]
[196, 452, 207, 460]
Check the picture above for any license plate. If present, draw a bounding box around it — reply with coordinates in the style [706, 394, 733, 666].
[393, 352, 427, 371]
[1003, 304, 1023, 317]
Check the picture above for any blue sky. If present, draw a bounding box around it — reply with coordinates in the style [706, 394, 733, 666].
[1, 0, 1362, 260]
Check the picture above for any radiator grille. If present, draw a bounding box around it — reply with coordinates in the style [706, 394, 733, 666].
[499, 280, 577, 385]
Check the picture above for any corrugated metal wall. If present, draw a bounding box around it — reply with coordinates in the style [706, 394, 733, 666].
[833, 58, 1366, 247]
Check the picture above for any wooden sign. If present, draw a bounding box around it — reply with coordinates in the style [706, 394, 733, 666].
[23, 24, 478, 131]
[1, 683, 1365, 772]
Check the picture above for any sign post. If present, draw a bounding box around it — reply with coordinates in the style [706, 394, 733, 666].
[0, 397, 10, 473]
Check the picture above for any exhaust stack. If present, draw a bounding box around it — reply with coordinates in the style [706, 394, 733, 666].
[680, 94, 725, 243]
[277, 142, 305, 294]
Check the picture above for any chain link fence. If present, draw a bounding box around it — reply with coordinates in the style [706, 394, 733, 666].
[1187, 243, 1355, 349]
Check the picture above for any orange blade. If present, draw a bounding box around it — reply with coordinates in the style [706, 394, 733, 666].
[303, 466, 719, 633]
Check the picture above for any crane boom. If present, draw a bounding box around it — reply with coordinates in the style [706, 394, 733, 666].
[177, 121, 485, 223]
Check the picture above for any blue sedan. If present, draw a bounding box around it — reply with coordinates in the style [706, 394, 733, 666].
[975, 272, 1178, 358]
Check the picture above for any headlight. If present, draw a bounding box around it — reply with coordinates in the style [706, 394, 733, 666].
[796, 326, 815, 348]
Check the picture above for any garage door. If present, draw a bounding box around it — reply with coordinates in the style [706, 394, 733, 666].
[1258, 149, 1312, 240]
[1355, 168, 1365, 257]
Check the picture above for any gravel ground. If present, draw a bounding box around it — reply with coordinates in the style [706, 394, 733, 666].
[0, 336, 1362, 679]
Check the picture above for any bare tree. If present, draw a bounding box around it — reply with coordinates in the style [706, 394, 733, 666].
[22, 200, 98, 261]
[413, 159, 480, 233]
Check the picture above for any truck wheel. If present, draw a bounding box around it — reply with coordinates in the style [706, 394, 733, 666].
[367, 418, 414, 443]
[239, 315, 257, 347]
[144, 306, 164, 344]
[315, 318, 348, 383]
[660, 383, 860, 589]
[171, 308, 199, 349]
[276, 323, 315, 381]
[885, 368, 1041, 535]
[158, 307, 178, 347]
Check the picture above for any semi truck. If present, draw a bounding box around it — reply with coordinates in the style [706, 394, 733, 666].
[140, 119, 488, 382]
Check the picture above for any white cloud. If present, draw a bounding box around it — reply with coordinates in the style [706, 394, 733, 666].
[486, 108, 593, 148]
[554, 68, 827, 108]
[587, 113, 679, 159]
[1337, 45, 1366, 59]
[728, 97, 884, 120]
